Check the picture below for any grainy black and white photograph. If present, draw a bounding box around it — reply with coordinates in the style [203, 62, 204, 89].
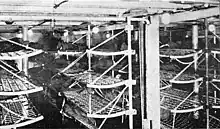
[0, 0, 219, 128]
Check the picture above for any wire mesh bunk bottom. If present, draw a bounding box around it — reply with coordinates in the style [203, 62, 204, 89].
[161, 88, 200, 112]
[0, 77, 42, 95]
[161, 87, 220, 128]
[67, 71, 124, 86]
[161, 112, 220, 129]
[0, 49, 43, 60]
[160, 70, 200, 82]
[160, 49, 197, 57]
[209, 115, 220, 128]
[161, 112, 195, 129]
[0, 95, 43, 128]
[63, 90, 124, 117]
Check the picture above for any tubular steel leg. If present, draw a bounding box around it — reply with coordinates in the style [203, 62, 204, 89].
[22, 26, 29, 75]
[16, 59, 23, 72]
[172, 113, 176, 129]
[192, 25, 199, 93]
[87, 25, 92, 71]
[205, 18, 210, 129]
[127, 17, 133, 129]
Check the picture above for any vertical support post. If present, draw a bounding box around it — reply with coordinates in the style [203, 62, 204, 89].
[192, 25, 200, 119]
[139, 21, 147, 129]
[127, 17, 133, 129]
[192, 25, 199, 93]
[111, 55, 115, 77]
[22, 26, 28, 75]
[134, 30, 138, 63]
[218, 24, 220, 83]
[23, 26, 28, 42]
[111, 30, 115, 77]
[192, 25, 198, 69]
[212, 25, 217, 78]
[204, 18, 210, 129]
[213, 24, 216, 45]
[16, 59, 23, 72]
[169, 31, 172, 43]
[145, 16, 160, 129]
[87, 25, 92, 114]
[211, 24, 217, 114]
[87, 25, 92, 71]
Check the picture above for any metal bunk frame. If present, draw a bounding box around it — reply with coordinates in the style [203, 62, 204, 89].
[160, 49, 203, 59]
[160, 19, 220, 128]
[0, 37, 43, 96]
[0, 34, 44, 128]
[160, 50, 204, 84]
[60, 18, 136, 129]
[0, 36, 43, 60]
[0, 95, 43, 129]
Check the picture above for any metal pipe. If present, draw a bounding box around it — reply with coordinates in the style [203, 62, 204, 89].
[22, 26, 29, 75]
[90, 30, 125, 51]
[192, 25, 199, 94]
[127, 17, 133, 129]
[0, 36, 35, 50]
[87, 24, 92, 116]
[87, 25, 92, 71]
[205, 18, 210, 129]
[61, 52, 87, 73]
[211, 25, 217, 80]
[71, 34, 86, 45]
[111, 30, 115, 77]
[23, 26, 28, 41]
[139, 21, 146, 129]
[0, 64, 36, 87]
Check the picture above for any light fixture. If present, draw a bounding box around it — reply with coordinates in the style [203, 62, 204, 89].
[172, 9, 177, 13]
[161, 13, 171, 25]
[106, 32, 111, 38]
[51, 19, 55, 28]
[208, 24, 215, 32]
[146, 19, 151, 25]
[5, 18, 14, 25]
[28, 29, 34, 36]
[185, 31, 191, 38]
[16, 31, 23, 38]
[92, 27, 99, 34]
[204, 3, 209, 8]
[63, 29, 69, 37]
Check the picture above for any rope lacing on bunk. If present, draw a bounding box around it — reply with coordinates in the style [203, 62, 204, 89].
[170, 52, 204, 83]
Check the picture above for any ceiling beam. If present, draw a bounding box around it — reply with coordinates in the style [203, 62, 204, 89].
[0, 15, 126, 22]
[98, 23, 127, 32]
[52, 1, 192, 9]
[0, 23, 127, 33]
[169, 7, 220, 23]
[0, 0, 191, 9]
[0, 5, 127, 16]
[155, 0, 220, 4]
[0, 25, 62, 31]
[0, 21, 83, 26]
[0, 5, 174, 17]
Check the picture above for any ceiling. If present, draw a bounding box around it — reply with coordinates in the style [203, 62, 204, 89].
[0, 0, 219, 31]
